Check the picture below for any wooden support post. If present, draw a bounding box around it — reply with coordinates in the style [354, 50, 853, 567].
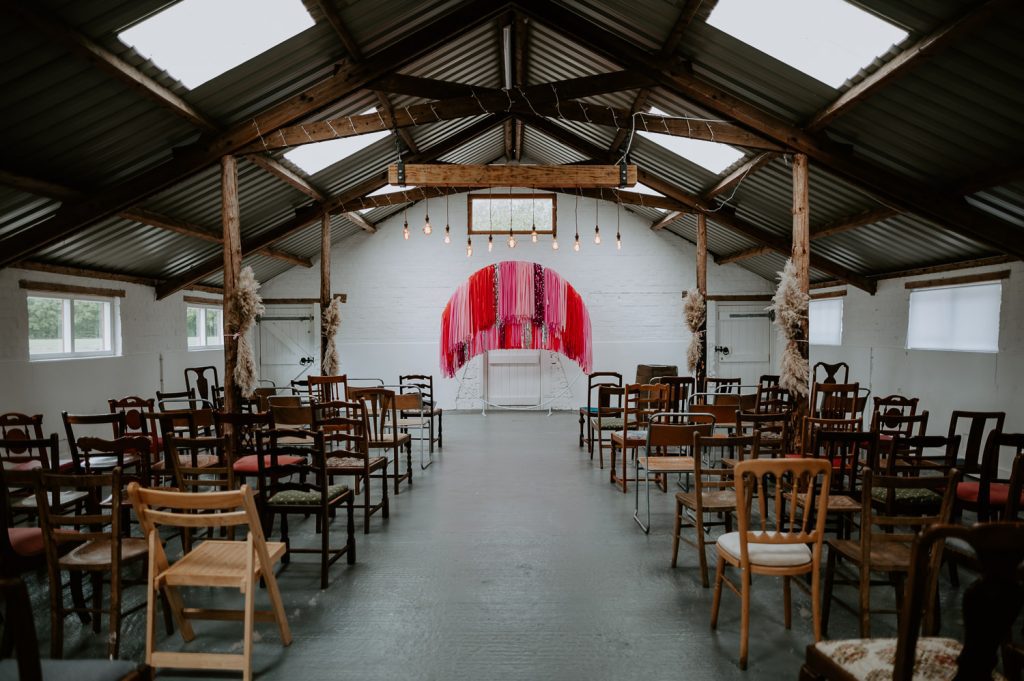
[221, 156, 242, 414]
[319, 212, 332, 370]
[696, 213, 708, 388]
[791, 154, 810, 443]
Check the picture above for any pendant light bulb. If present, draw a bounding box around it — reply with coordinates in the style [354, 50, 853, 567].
[552, 237, 559, 251]
[531, 224, 538, 243]
[594, 225, 601, 245]
[444, 224, 451, 244]
[616, 231, 622, 250]
[402, 220, 409, 240]
[466, 237, 472, 257]
[573, 234, 581, 252]
[423, 212, 432, 235]
[487, 234, 493, 252]
[508, 234, 516, 249]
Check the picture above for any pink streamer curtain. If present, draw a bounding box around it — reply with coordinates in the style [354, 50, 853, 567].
[440, 261, 592, 377]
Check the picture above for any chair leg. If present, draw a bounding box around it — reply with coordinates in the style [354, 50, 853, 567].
[346, 494, 356, 565]
[710, 555, 726, 630]
[320, 507, 329, 590]
[671, 498, 682, 568]
[50, 568, 66, 659]
[858, 562, 871, 638]
[578, 411, 584, 447]
[438, 412, 442, 449]
[393, 448, 401, 495]
[363, 473, 371, 534]
[695, 508, 709, 589]
[109, 566, 122, 659]
[822, 547, 836, 638]
[811, 564, 823, 643]
[739, 568, 751, 670]
[91, 572, 103, 633]
[242, 541, 256, 681]
[783, 575, 792, 630]
[381, 468, 390, 519]
[69, 569, 88, 624]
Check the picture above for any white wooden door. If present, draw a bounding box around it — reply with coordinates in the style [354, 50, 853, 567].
[714, 303, 774, 388]
[256, 305, 317, 388]
[485, 350, 541, 406]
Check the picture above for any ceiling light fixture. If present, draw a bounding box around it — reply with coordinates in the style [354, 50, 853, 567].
[573, 189, 580, 252]
[402, 206, 409, 240]
[423, 197, 432, 235]
[466, 236, 473, 257]
[444, 193, 451, 243]
[594, 195, 601, 244]
[616, 199, 622, 250]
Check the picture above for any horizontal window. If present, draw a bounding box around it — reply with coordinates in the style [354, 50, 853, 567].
[187, 306, 224, 349]
[808, 298, 843, 346]
[28, 295, 117, 359]
[468, 194, 556, 235]
[907, 282, 1001, 352]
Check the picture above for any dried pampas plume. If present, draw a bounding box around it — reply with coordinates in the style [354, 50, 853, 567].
[771, 259, 809, 397]
[683, 288, 706, 373]
[321, 298, 341, 375]
[233, 266, 264, 399]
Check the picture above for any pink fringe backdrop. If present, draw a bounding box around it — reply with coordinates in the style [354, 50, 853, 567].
[440, 261, 593, 377]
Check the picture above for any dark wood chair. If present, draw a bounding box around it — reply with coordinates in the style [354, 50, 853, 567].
[703, 376, 741, 394]
[184, 365, 222, 408]
[811, 382, 860, 421]
[589, 383, 625, 468]
[35, 470, 149, 659]
[947, 409, 1005, 477]
[254, 429, 356, 589]
[812, 361, 849, 385]
[399, 374, 443, 452]
[610, 383, 670, 493]
[821, 468, 958, 638]
[753, 384, 793, 416]
[107, 396, 161, 459]
[578, 371, 622, 452]
[0, 433, 74, 521]
[804, 522, 1024, 681]
[214, 409, 297, 488]
[0, 413, 56, 470]
[0, 465, 47, 577]
[314, 400, 389, 534]
[869, 395, 919, 435]
[655, 376, 696, 417]
[349, 387, 412, 495]
[956, 431, 1024, 522]
[0, 575, 153, 681]
[800, 429, 877, 539]
[735, 411, 791, 459]
[307, 374, 349, 403]
[62, 412, 139, 473]
[672, 433, 754, 587]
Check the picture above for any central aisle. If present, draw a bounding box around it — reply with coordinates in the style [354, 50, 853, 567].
[246, 411, 815, 681]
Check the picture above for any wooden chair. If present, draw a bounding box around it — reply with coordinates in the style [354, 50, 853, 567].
[703, 376, 741, 394]
[633, 413, 715, 533]
[214, 410, 299, 488]
[578, 371, 622, 451]
[812, 361, 849, 385]
[710, 458, 831, 670]
[184, 365, 222, 408]
[0, 433, 76, 521]
[155, 388, 195, 409]
[349, 387, 412, 495]
[810, 382, 860, 421]
[655, 376, 696, 416]
[821, 467, 958, 638]
[947, 409, 1005, 477]
[62, 412, 127, 469]
[757, 374, 779, 390]
[392, 390, 432, 469]
[956, 431, 1024, 522]
[753, 385, 793, 416]
[313, 400, 389, 534]
[801, 429, 877, 539]
[803, 522, 1024, 681]
[0, 575, 153, 681]
[127, 483, 291, 681]
[589, 383, 625, 469]
[35, 470, 149, 659]
[735, 411, 790, 459]
[689, 392, 757, 432]
[672, 433, 755, 587]
[799, 416, 862, 456]
[307, 374, 349, 403]
[0, 413, 54, 470]
[399, 374, 443, 452]
[107, 396, 160, 456]
[0, 465, 47, 577]
[869, 395, 919, 435]
[610, 383, 670, 493]
[255, 428, 356, 588]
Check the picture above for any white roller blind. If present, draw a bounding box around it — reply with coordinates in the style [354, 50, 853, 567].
[809, 298, 843, 346]
[907, 282, 1001, 352]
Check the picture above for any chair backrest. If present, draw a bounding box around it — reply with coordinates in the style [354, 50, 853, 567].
[0, 413, 47, 465]
[154, 406, 216, 446]
[947, 410, 1006, 475]
[214, 410, 271, 461]
[185, 366, 221, 407]
[812, 361, 849, 385]
[35, 471, 124, 568]
[254, 429, 330, 504]
[61, 412, 126, 469]
[0, 433, 57, 472]
[393, 391, 422, 413]
[757, 374, 780, 390]
[1007, 450, 1024, 519]
[870, 395, 920, 436]
[644, 413, 714, 453]
[688, 392, 755, 424]
[884, 433, 960, 477]
[155, 389, 195, 410]
[270, 401, 313, 429]
[349, 387, 401, 441]
[863, 467, 958, 528]
[897, 522, 1024, 681]
[703, 377, 741, 394]
[165, 434, 232, 493]
[873, 411, 929, 444]
[594, 384, 623, 419]
[808, 429, 878, 496]
[811, 382, 860, 420]
[733, 458, 831, 562]
[586, 372, 623, 410]
[801, 416, 862, 455]
[107, 396, 156, 436]
[653, 376, 695, 413]
[621, 384, 670, 431]
[312, 400, 370, 463]
[973, 432, 1024, 519]
[307, 374, 349, 403]
[693, 433, 757, 481]
[735, 411, 790, 457]
[754, 385, 793, 415]
[74, 436, 153, 485]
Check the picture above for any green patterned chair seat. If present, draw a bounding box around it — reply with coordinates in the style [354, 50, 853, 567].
[870, 486, 942, 506]
[269, 484, 350, 506]
[590, 417, 642, 430]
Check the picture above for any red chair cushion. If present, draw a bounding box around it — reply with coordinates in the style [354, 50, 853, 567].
[233, 454, 304, 473]
[956, 481, 1024, 507]
[8, 527, 44, 557]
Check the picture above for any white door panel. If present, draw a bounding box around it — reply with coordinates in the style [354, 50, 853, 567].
[715, 303, 774, 387]
[486, 350, 541, 406]
[257, 306, 317, 388]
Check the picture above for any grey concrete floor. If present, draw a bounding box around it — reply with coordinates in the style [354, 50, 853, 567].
[23, 411, 966, 680]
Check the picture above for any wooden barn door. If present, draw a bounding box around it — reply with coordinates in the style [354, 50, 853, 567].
[256, 305, 317, 388]
[714, 303, 774, 388]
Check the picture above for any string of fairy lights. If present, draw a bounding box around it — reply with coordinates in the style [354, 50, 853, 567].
[399, 186, 624, 258]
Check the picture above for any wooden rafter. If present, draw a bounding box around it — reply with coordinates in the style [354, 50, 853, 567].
[0, 169, 85, 201]
[155, 114, 509, 299]
[388, 163, 636, 188]
[650, 210, 684, 231]
[12, 261, 159, 287]
[0, 0, 508, 270]
[342, 211, 377, 233]
[714, 245, 772, 266]
[517, 0, 1024, 261]
[701, 152, 780, 201]
[3, 0, 219, 133]
[244, 154, 325, 201]
[806, 0, 1014, 131]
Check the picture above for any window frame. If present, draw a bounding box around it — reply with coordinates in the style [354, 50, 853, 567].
[467, 193, 557, 236]
[906, 281, 1002, 354]
[186, 304, 225, 350]
[808, 297, 844, 347]
[27, 293, 118, 360]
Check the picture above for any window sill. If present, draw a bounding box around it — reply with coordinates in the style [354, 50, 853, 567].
[29, 353, 119, 362]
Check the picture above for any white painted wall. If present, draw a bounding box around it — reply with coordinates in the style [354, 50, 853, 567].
[810, 261, 1024, 469]
[0, 267, 224, 445]
[260, 190, 773, 410]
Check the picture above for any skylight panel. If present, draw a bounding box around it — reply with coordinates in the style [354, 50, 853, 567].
[119, 0, 314, 90]
[707, 0, 908, 88]
[284, 110, 390, 175]
[629, 183, 667, 212]
[637, 108, 745, 174]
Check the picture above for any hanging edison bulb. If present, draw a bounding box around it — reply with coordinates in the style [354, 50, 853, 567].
[616, 230, 622, 250]
[444, 224, 451, 244]
[487, 234, 493, 252]
[423, 213, 432, 235]
[594, 225, 601, 245]
[615, 201, 622, 250]
[403, 220, 409, 240]
[531, 224, 538, 243]
[466, 236, 473, 257]
[508, 229, 516, 249]
[573, 234, 581, 252]
[552, 237, 559, 251]
[594, 196, 601, 244]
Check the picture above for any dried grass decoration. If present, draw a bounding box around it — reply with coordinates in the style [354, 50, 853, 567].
[771, 258, 809, 397]
[683, 287, 706, 373]
[232, 266, 265, 399]
[321, 297, 342, 376]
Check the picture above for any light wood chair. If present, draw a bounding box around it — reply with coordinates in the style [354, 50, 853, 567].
[127, 482, 292, 681]
[610, 383, 670, 493]
[710, 458, 831, 670]
[307, 374, 349, 403]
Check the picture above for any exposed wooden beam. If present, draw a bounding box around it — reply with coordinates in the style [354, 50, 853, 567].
[221, 156, 242, 412]
[119, 207, 221, 243]
[951, 157, 1024, 196]
[701, 152, 780, 201]
[156, 114, 509, 299]
[185, 284, 224, 295]
[0, 169, 85, 201]
[0, 0, 508, 269]
[342, 212, 377, 233]
[714, 245, 772, 265]
[503, 120, 516, 161]
[607, 91, 651, 154]
[19, 279, 126, 298]
[257, 246, 312, 268]
[319, 212, 331, 368]
[871, 254, 1017, 282]
[695, 210, 708, 386]
[244, 154, 325, 201]
[650, 210, 683, 231]
[12, 261, 159, 287]
[791, 153, 810, 415]
[264, 295, 346, 305]
[3, 0, 219, 133]
[806, 0, 1014, 131]
[369, 73, 481, 100]
[810, 207, 899, 240]
[514, 120, 525, 162]
[904, 269, 1010, 290]
[388, 163, 636, 188]
[517, 0, 1024, 261]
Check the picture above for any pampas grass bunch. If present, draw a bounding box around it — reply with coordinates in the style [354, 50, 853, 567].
[771, 259, 809, 397]
[683, 288, 706, 373]
[321, 298, 341, 375]
[233, 266, 264, 399]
